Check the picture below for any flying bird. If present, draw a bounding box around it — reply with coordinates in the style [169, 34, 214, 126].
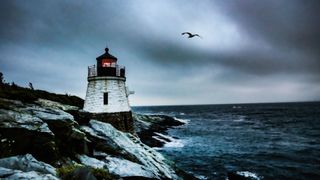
[182, 32, 202, 38]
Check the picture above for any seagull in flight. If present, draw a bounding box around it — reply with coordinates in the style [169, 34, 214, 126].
[182, 32, 202, 38]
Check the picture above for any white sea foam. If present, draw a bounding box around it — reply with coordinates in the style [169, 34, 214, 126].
[179, 112, 185, 115]
[195, 175, 208, 179]
[232, 106, 243, 109]
[153, 132, 185, 148]
[236, 171, 260, 180]
[233, 115, 246, 122]
[152, 135, 169, 143]
[152, 147, 163, 151]
[173, 117, 190, 124]
[165, 139, 184, 148]
[154, 132, 173, 140]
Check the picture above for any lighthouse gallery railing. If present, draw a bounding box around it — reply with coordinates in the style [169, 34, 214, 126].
[88, 65, 125, 77]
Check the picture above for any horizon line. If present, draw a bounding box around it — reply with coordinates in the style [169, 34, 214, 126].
[132, 100, 320, 107]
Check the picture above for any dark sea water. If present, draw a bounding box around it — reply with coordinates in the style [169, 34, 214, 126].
[133, 102, 320, 180]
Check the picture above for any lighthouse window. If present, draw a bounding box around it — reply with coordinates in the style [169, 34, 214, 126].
[104, 93, 108, 105]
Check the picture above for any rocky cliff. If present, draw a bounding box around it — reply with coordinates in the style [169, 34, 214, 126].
[0, 97, 194, 179]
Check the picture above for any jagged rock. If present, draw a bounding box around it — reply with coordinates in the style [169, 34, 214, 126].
[0, 97, 194, 179]
[25, 104, 75, 123]
[0, 168, 59, 180]
[0, 154, 56, 175]
[0, 154, 58, 179]
[81, 124, 138, 163]
[133, 114, 185, 147]
[79, 155, 155, 178]
[26, 104, 89, 158]
[80, 120, 178, 179]
[0, 98, 88, 163]
[0, 99, 57, 162]
[36, 98, 79, 111]
[0, 109, 53, 135]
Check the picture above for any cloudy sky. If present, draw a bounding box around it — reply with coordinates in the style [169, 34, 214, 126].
[1, 0, 319, 105]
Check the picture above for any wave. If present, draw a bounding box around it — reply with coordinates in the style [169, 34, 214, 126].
[152, 132, 185, 148]
[236, 171, 261, 180]
[173, 117, 190, 124]
[233, 115, 246, 122]
[195, 175, 208, 180]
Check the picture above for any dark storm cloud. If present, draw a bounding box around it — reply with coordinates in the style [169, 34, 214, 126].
[218, 0, 320, 75]
[0, 1, 129, 47]
[217, 0, 320, 52]
[136, 37, 319, 78]
[0, 0, 319, 105]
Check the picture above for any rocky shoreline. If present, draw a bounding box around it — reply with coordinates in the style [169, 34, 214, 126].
[0, 97, 195, 179]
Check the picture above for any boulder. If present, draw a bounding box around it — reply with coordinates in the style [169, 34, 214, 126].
[79, 155, 155, 178]
[80, 120, 178, 179]
[133, 114, 185, 147]
[0, 154, 58, 179]
[0, 98, 88, 163]
[0, 168, 58, 180]
[0, 100, 57, 162]
[35, 98, 79, 111]
[26, 104, 89, 157]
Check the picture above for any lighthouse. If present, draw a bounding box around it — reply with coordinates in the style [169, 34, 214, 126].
[83, 48, 134, 132]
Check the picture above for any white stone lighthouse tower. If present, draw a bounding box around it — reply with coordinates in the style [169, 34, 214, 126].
[83, 48, 134, 132]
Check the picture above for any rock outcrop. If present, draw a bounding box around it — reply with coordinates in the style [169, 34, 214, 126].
[134, 114, 185, 147]
[80, 120, 178, 179]
[0, 97, 193, 179]
[0, 98, 88, 164]
[0, 154, 58, 179]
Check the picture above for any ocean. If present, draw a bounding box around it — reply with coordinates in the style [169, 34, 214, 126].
[132, 102, 320, 180]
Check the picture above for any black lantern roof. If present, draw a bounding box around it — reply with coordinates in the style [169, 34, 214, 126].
[96, 48, 117, 61]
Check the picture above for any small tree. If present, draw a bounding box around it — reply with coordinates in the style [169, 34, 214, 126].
[0, 72, 3, 84]
[11, 82, 18, 88]
[29, 82, 34, 90]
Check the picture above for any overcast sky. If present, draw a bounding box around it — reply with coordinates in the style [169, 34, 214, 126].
[1, 0, 319, 105]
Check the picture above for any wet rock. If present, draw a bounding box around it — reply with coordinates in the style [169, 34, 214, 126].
[0, 154, 58, 179]
[30, 106, 89, 158]
[80, 120, 178, 179]
[0, 168, 59, 180]
[0, 99, 57, 162]
[35, 98, 79, 111]
[81, 124, 138, 163]
[0, 98, 88, 163]
[0, 154, 56, 175]
[133, 114, 185, 147]
[0, 97, 193, 180]
[79, 155, 155, 178]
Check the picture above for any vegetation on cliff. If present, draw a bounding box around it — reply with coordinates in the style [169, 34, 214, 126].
[0, 72, 83, 108]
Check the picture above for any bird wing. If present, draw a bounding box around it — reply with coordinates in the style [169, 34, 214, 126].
[194, 34, 202, 38]
[182, 32, 192, 36]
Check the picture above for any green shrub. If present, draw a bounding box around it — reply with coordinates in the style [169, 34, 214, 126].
[92, 168, 113, 180]
[57, 164, 113, 180]
[56, 164, 83, 178]
[0, 83, 84, 108]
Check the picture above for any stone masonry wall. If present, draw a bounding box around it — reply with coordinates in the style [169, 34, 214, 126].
[71, 110, 134, 133]
[92, 111, 134, 133]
